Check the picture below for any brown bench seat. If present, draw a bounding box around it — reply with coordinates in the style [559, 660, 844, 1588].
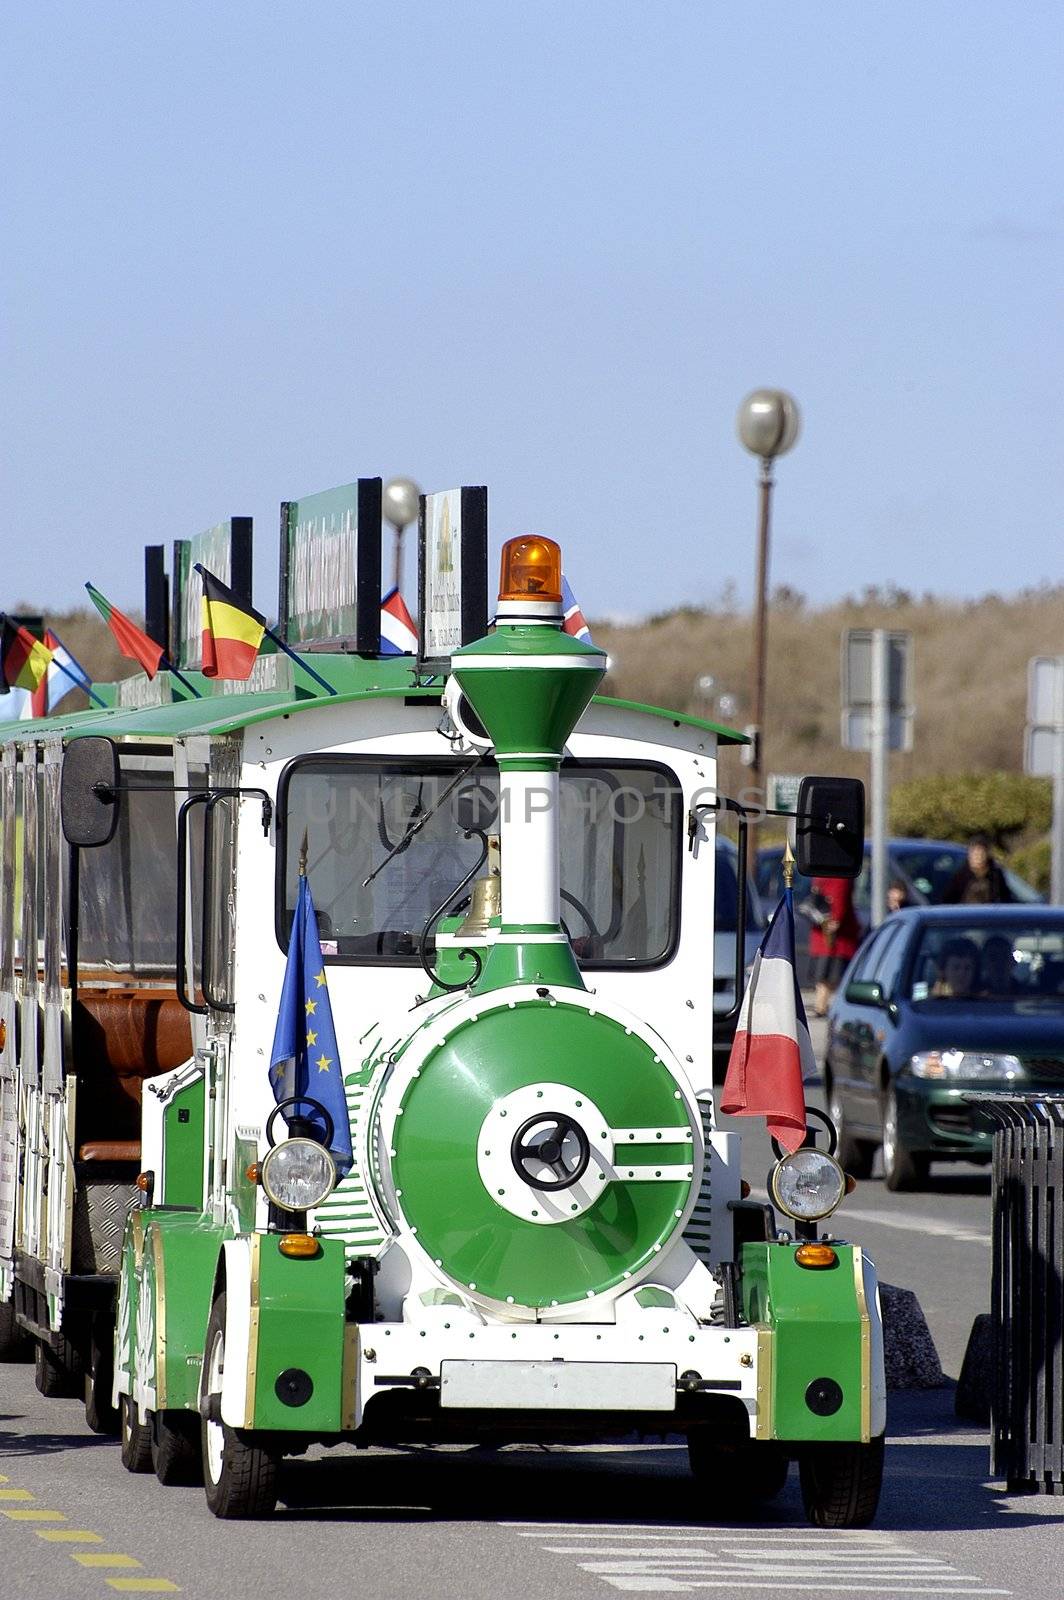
[74, 988, 193, 1164]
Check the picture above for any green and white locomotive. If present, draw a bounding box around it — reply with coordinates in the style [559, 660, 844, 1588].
[0, 485, 885, 1525]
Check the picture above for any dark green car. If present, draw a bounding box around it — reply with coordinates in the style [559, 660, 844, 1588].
[823, 906, 1064, 1190]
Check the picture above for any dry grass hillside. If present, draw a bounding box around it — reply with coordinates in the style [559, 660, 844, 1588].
[16, 587, 1064, 792]
[594, 584, 1064, 802]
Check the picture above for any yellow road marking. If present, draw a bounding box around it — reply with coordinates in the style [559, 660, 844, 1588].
[3, 1509, 67, 1521]
[75, 1553, 143, 1569]
[0, 1489, 34, 1501]
[0, 1474, 8, 1483]
[106, 1582, 180, 1594]
[38, 1530, 104, 1543]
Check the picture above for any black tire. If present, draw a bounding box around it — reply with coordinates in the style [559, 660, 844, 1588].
[34, 1336, 82, 1399]
[688, 1432, 790, 1506]
[84, 1323, 119, 1436]
[0, 1301, 31, 1363]
[153, 1409, 204, 1486]
[119, 1392, 154, 1473]
[825, 1070, 874, 1180]
[201, 1293, 279, 1518]
[881, 1085, 929, 1192]
[799, 1435, 884, 1528]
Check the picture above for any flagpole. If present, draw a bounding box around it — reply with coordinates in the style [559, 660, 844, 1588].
[163, 657, 202, 698]
[45, 629, 107, 708]
[263, 626, 338, 697]
[50, 654, 107, 708]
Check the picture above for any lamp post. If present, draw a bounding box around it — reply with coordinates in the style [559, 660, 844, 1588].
[736, 389, 801, 786]
[383, 476, 422, 595]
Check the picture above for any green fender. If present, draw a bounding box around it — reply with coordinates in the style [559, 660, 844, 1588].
[221, 1234, 349, 1433]
[126, 1210, 228, 1413]
[740, 1240, 882, 1443]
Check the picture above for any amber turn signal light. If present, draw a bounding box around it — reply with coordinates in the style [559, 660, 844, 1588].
[135, 1172, 151, 1193]
[278, 1233, 321, 1260]
[794, 1243, 838, 1269]
[844, 1173, 858, 1194]
[245, 1163, 261, 1184]
[499, 536, 562, 602]
[739, 1179, 751, 1198]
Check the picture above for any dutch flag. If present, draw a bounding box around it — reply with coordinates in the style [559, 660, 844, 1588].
[719, 889, 813, 1153]
[379, 589, 418, 656]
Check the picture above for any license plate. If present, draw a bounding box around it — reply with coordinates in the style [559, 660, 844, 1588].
[439, 1360, 676, 1411]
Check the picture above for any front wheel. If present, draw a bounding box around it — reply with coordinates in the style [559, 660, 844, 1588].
[799, 1435, 884, 1527]
[881, 1086, 929, 1192]
[201, 1292, 279, 1519]
[84, 1321, 119, 1436]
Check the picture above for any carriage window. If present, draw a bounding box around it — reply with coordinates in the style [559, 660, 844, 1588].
[277, 759, 681, 969]
[76, 761, 178, 973]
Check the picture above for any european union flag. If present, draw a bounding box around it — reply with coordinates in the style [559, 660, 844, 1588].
[269, 875, 353, 1175]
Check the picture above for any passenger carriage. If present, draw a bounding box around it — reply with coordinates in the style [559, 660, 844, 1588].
[0, 481, 886, 1526]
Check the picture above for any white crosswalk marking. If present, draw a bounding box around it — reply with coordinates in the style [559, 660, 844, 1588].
[502, 1523, 1009, 1597]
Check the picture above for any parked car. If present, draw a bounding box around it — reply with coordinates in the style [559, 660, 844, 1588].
[756, 837, 1042, 987]
[714, 838, 766, 1075]
[822, 905, 1064, 1190]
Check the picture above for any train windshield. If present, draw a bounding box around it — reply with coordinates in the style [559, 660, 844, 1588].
[277, 758, 681, 968]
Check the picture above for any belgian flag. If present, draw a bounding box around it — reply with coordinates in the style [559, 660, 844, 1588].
[0, 616, 53, 693]
[197, 565, 267, 680]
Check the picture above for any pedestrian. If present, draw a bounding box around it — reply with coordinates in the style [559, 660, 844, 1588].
[943, 834, 1016, 905]
[887, 879, 910, 913]
[809, 874, 861, 1017]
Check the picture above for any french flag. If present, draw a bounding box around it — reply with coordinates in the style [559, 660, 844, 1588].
[719, 889, 813, 1152]
[379, 589, 418, 656]
[562, 575, 592, 643]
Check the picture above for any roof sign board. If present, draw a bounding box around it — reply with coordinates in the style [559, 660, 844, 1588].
[278, 479, 382, 654]
[417, 485, 488, 676]
[172, 518, 253, 670]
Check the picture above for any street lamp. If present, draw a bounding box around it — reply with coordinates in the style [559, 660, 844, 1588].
[736, 390, 801, 785]
[383, 476, 422, 594]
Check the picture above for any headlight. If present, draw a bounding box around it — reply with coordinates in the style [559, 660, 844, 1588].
[770, 1149, 846, 1222]
[260, 1138, 337, 1211]
[909, 1050, 1025, 1082]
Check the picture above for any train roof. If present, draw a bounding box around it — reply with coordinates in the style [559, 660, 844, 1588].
[0, 654, 748, 746]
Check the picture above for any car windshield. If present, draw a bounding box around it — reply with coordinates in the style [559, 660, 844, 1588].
[908, 922, 1064, 1004]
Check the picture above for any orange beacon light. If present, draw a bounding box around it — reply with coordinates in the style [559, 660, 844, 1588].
[498, 536, 563, 604]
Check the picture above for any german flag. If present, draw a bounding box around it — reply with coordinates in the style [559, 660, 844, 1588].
[0, 616, 53, 693]
[85, 583, 165, 678]
[197, 565, 267, 680]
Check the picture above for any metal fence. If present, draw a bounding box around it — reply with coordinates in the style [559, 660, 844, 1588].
[968, 1092, 1064, 1495]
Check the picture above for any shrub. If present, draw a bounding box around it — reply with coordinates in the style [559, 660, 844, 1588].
[889, 773, 1051, 849]
[1007, 837, 1052, 896]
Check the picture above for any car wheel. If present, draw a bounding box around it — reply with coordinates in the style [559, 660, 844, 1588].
[881, 1085, 929, 1192]
[826, 1068, 873, 1179]
[201, 1293, 279, 1519]
[799, 1435, 884, 1528]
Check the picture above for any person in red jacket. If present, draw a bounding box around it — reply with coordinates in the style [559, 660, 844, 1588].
[809, 874, 861, 1017]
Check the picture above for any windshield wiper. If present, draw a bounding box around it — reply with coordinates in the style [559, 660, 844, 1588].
[361, 756, 482, 889]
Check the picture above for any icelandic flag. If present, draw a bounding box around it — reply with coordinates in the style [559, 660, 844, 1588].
[269, 875, 353, 1175]
[562, 575, 592, 643]
[719, 889, 813, 1153]
[379, 588, 418, 656]
[37, 629, 94, 714]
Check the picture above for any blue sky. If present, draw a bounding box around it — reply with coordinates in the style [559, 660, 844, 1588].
[5, 3, 1061, 621]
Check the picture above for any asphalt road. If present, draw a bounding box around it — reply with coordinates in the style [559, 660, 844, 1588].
[3, 1015, 1061, 1599]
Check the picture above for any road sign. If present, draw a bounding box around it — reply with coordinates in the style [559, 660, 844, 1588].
[841, 629, 914, 752]
[767, 773, 802, 814]
[1024, 655, 1064, 904]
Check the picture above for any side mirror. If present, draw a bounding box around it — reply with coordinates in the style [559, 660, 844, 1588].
[61, 737, 120, 848]
[845, 979, 885, 1007]
[794, 775, 864, 879]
